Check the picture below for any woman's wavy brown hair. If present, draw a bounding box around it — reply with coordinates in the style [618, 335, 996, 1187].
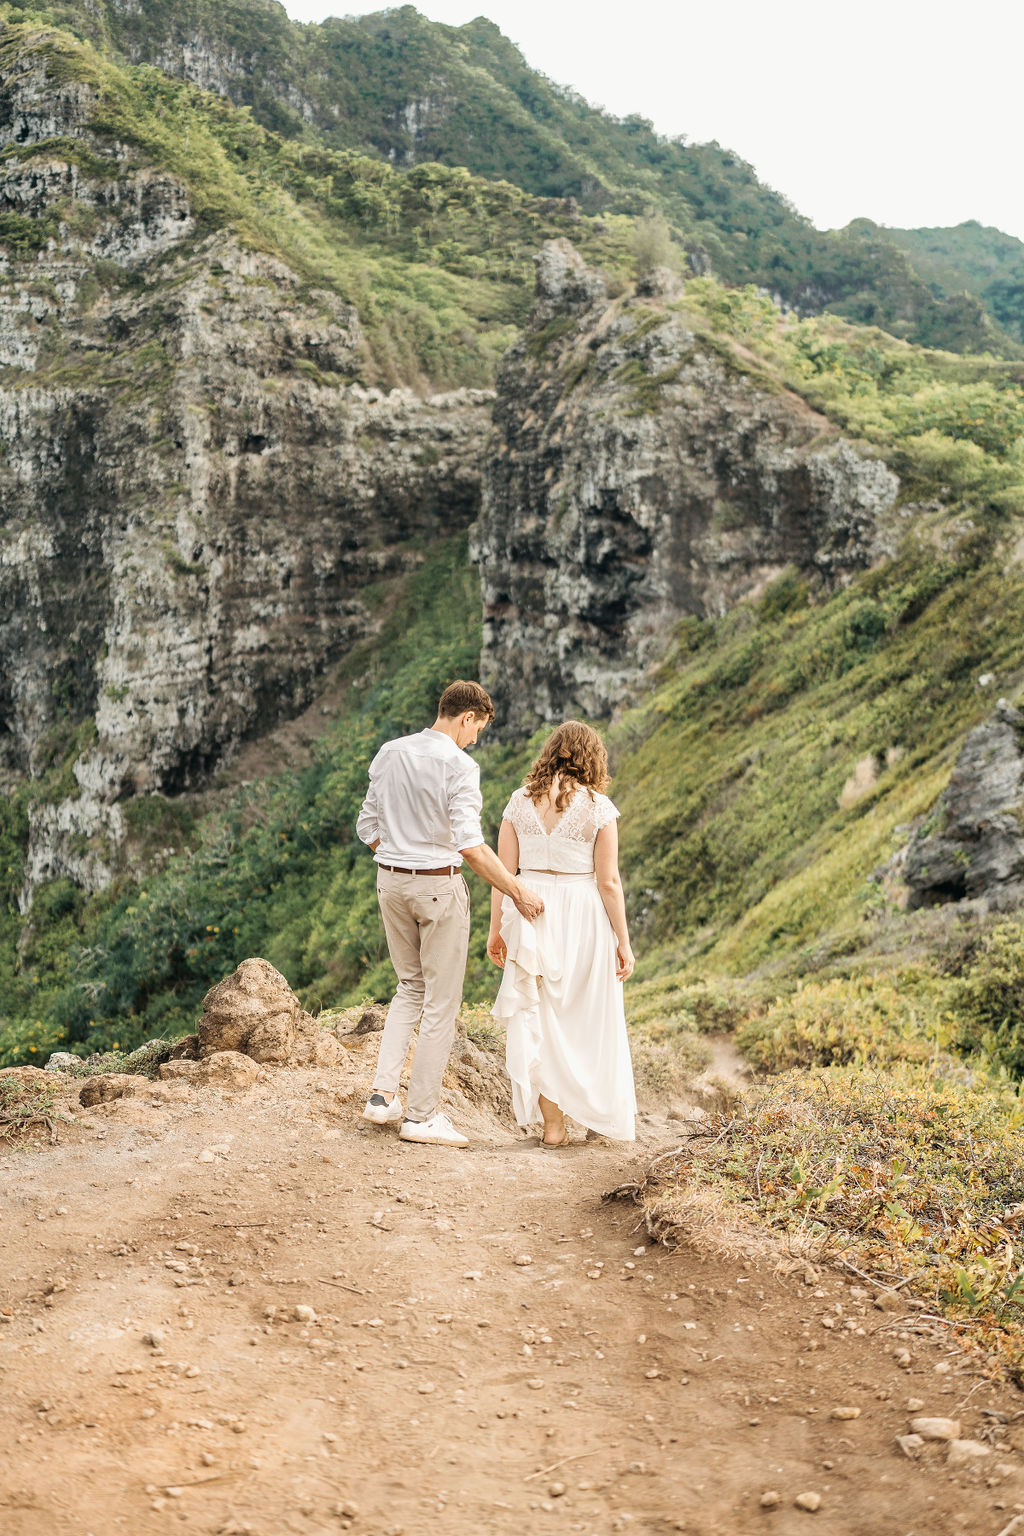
[524, 720, 610, 812]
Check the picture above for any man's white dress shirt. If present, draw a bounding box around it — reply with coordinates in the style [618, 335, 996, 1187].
[356, 728, 484, 868]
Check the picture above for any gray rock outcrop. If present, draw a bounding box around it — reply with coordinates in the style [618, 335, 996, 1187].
[473, 239, 900, 733]
[903, 700, 1024, 909]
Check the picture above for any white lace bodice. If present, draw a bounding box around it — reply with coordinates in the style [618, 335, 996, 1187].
[501, 785, 620, 874]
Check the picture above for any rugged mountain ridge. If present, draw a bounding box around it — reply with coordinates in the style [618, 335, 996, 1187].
[19, 0, 1019, 356]
[474, 244, 899, 732]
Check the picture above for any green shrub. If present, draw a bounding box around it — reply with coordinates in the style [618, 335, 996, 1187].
[736, 975, 942, 1072]
[952, 920, 1024, 1076]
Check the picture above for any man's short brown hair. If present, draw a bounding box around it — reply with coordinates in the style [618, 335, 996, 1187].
[437, 680, 495, 721]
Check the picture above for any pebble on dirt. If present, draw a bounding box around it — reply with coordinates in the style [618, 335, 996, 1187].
[760, 1490, 782, 1508]
[830, 1406, 861, 1420]
[294, 1305, 317, 1324]
[910, 1417, 961, 1441]
[794, 1492, 822, 1512]
[947, 1439, 991, 1466]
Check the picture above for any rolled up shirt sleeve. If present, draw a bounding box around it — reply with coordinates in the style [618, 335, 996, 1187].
[449, 760, 484, 851]
[356, 757, 381, 847]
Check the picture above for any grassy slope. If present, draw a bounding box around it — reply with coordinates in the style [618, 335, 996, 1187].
[6, 0, 1017, 357]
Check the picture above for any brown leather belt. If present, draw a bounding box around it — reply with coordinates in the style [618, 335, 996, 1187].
[379, 864, 458, 877]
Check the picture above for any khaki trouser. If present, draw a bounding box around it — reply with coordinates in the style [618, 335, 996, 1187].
[373, 868, 471, 1122]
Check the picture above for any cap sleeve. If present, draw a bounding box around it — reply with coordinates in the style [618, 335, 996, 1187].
[594, 793, 620, 831]
[501, 786, 529, 833]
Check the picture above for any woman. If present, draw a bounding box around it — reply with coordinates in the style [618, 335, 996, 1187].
[487, 721, 636, 1147]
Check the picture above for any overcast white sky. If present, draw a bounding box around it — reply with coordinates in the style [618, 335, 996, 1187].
[281, 0, 1023, 242]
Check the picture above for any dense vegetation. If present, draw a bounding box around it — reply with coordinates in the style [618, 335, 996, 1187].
[3, 0, 1019, 357]
[877, 220, 1024, 347]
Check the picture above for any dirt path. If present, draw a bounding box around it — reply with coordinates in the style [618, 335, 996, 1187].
[2, 1042, 1024, 1536]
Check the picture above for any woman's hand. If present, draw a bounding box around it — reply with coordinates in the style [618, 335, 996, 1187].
[487, 929, 507, 968]
[616, 942, 635, 982]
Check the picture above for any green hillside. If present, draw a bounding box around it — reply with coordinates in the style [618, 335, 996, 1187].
[874, 220, 1024, 346]
[4, 281, 1024, 1067]
[7, 0, 1018, 358]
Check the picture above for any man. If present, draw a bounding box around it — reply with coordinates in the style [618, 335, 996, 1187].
[356, 680, 544, 1147]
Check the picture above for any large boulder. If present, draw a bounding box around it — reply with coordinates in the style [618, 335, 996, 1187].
[904, 700, 1024, 909]
[198, 958, 344, 1066]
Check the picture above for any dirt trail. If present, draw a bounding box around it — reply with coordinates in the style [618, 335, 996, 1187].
[2, 1039, 1024, 1536]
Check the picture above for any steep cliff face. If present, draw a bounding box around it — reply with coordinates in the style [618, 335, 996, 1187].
[473, 242, 900, 733]
[0, 45, 491, 899]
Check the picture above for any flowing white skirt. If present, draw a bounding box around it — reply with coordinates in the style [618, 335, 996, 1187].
[493, 870, 637, 1141]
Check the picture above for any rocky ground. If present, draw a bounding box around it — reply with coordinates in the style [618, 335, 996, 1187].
[3, 1023, 1024, 1536]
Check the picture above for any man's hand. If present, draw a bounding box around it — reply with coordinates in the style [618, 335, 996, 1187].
[513, 885, 544, 921]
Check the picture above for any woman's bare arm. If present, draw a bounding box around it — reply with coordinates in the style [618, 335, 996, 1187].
[594, 820, 635, 981]
[486, 820, 520, 967]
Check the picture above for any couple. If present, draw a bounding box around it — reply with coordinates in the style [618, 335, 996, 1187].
[355, 680, 636, 1149]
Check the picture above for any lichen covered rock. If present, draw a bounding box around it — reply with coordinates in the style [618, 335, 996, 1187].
[904, 700, 1024, 909]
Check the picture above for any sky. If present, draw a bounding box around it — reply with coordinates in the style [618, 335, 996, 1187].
[281, 0, 1024, 242]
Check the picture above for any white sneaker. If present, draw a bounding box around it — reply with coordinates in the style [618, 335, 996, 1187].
[362, 1093, 403, 1125]
[398, 1112, 469, 1148]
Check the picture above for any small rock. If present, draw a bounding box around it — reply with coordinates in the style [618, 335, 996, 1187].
[947, 1439, 991, 1466]
[548, 1482, 566, 1497]
[526, 1377, 544, 1390]
[417, 1382, 435, 1394]
[334, 1502, 358, 1519]
[185, 1365, 201, 1378]
[294, 1305, 317, 1324]
[142, 1330, 164, 1350]
[873, 1290, 903, 1312]
[760, 1490, 782, 1508]
[910, 1417, 961, 1441]
[200, 1452, 215, 1466]
[821, 1317, 835, 1330]
[198, 1149, 216, 1163]
[894, 1349, 912, 1367]
[78, 1074, 139, 1108]
[794, 1492, 821, 1512]
[830, 1406, 861, 1420]
[44, 1052, 80, 1073]
[907, 1398, 925, 1411]
[514, 1255, 533, 1267]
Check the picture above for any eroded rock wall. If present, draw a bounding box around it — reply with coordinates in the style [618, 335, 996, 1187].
[0, 48, 491, 900]
[473, 242, 900, 733]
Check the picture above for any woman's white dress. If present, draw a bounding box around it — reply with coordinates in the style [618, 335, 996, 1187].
[493, 786, 636, 1141]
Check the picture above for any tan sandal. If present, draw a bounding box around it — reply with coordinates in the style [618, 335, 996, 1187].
[541, 1125, 570, 1150]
